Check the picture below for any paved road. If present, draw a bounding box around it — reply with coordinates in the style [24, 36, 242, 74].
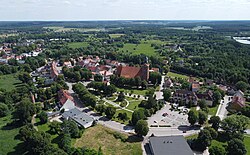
[154, 76, 165, 100]
[216, 95, 231, 120]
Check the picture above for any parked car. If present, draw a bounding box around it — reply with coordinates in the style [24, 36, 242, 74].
[162, 113, 168, 117]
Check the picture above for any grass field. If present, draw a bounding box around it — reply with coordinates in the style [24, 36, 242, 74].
[109, 34, 125, 38]
[208, 105, 219, 116]
[167, 71, 189, 79]
[126, 100, 142, 111]
[0, 116, 25, 155]
[74, 125, 142, 155]
[68, 42, 89, 49]
[244, 135, 250, 155]
[119, 41, 156, 56]
[0, 74, 23, 91]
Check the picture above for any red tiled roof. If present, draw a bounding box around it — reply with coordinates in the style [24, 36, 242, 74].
[116, 64, 149, 81]
[58, 89, 74, 106]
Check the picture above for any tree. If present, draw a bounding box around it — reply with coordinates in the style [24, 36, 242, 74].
[221, 115, 249, 138]
[195, 129, 212, 151]
[14, 98, 37, 124]
[37, 111, 48, 124]
[95, 104, 106, 115]
[59, 134, 72, 153]
[134, 77, 142, 88]
[61, 120, 80, 138]
[49, 121, 61, 134]
[227, 138, 247, 155]
[0, 103, 9, 117]
[103, 84, 117, 96]
[208, 116, 221, 130]
[131, 109, 146, 125]
[241, 106, 250, 117]
[149, 72, 161, 85]
[117, 91, 125, 102]
[198, 111, 208, 125]
[236, 81, 249, 92]
[163, 89, 171, 101]
[105, 106, 116, 119]
[209, 146, 226, 155]
[204, 127, 218, 139]
[213, 90, 221, 106]
[188, 110, 198, 125]
[94, 74, 103, 82]
[117, 112, 128, 121]
[135, 120, 149, 136]
[18, 72, 32, 84]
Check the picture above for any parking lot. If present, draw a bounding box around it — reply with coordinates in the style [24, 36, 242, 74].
[147, 103, 189, 127]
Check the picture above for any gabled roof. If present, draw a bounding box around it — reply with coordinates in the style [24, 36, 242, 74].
[116, 64, 149, 80]
[149, 136, 193, 155]
[58, 89, 75, 106]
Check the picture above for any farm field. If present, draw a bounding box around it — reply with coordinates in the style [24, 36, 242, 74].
[68, 42, 89, 49]
[43, 26, 103, 32]
[109, 34, 125, 38]
[74, 125, 142, 155]
[0, 74, 23, 91]
[119, 40, 157, 56]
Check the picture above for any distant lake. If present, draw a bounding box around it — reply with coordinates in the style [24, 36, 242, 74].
[233, 37, 250, 45]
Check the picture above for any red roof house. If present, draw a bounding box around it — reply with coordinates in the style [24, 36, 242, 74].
[116, 64, 150, 81]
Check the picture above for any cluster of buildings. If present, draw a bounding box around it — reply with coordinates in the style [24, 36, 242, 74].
[165, 75, 247, 110]
[0, 41, 44, 64]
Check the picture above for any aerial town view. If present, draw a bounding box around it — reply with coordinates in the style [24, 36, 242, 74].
[0, 0, 250, 155]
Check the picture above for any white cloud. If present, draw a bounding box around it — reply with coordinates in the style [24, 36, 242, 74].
[0, 0, 249, 20]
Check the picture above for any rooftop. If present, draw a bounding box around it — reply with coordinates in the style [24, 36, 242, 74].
[149, 136, 193, 155]
[62, 108, 94, 127]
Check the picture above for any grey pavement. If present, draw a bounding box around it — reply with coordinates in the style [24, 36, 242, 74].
[216, 95, 231, 120]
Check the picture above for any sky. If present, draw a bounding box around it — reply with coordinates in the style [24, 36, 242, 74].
[0, 0, 250, 21]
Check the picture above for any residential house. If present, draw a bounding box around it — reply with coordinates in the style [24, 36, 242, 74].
[116, 64, 150, 81]
[148, 136, 193, 155]
[62, 108, 94, 128]
[163, 78, 173, 88]
[58, 89, 76, 110]
[230, 90, 246, 110]
[196, 91, 214, 106]
[173, 89, 198, 105]
[191, 83, 200, 92]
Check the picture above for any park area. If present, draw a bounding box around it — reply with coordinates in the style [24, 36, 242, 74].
[74, 125, 142, 155]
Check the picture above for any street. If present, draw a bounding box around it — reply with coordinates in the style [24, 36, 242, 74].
[216, 95, 232, 120]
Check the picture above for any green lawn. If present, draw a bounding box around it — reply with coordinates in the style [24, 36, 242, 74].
[113, 109, 133, 125]
[208, 105, 219, 116]
[244, 135, 250, 155]
[0, 74, 23, 91]
[74, 125, 142, 155]
[119, 41, 157, 56]
[0, 115, 26, 155]
[117, 87, 147, 96]
[126, 100, 142, 111]
[68, 42, 89, 49]
[167, 71, 189, 79]
[35, 118, 60, 147]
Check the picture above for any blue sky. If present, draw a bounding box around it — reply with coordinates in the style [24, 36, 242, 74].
[1, 0, 250, 21]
